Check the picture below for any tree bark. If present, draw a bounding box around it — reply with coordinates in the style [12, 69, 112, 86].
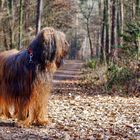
[96, 30, 100, 58]
[3, 25, 8, 50]
[18, 0, 23, 50]
[120, 0, 124, 46]
[100, 0, 106, 63]
[7, 0, 14, 49]
[132, 1, 136, 18]
[137, 39, 140, 60]
[86, 20, 94, 58]
[0, 0, 4, 8]
[36, 0, 43, 35]
[136, 0, 140, 16]
[105, 0, 111, 64]
[111, 0, 118, 62]
[111, 0, 117, 46]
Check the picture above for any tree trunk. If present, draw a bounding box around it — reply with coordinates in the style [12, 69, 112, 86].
[7, 0, 14, 49]
[105, 0, 111, 64]
[111, 0, 115, 48]
[87, 20, 94, 58]
[136, 0, 140, 60]
[100, 0, 106, 63]
[96, 30, 100, 58]
[120, 0, 124, 46]
[117, 0, 120, 45]
[132, 1, 136, 18]
[137, 39, 140, 60]
[136, 0, 140, 16]
[98, 0, 103, 61]
[36, 0, 43, 35]
[98, 0, 103, 16]
[111, 0, 118, 62]
[18, 0, 23, 50]
[3, 25, 8, 50]
[0, 0, 4, 8]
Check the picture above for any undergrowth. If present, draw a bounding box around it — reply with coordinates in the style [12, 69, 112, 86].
[82, 59, 139, 96]
[106, 64, 133, 90]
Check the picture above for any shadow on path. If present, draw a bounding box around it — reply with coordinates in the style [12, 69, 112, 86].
[53, 60, 84, 96]
[53, 60, 83, 83]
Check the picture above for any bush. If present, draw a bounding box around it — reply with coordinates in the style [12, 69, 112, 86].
[85, 59, 97, 69]
[106, 64, 133, 89]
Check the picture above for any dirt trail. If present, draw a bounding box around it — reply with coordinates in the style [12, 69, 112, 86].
[52, 60, 84, 96]
[53, 60, 83, 82]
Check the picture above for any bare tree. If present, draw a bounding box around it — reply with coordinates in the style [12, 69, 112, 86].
[100, 0, 111, 64]
[79, 0, 94, 58]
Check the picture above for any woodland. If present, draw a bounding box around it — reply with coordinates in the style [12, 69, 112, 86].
[0, 0, 140, 139]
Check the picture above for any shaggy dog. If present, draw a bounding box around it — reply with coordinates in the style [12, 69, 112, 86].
[0, 27, 69, 127]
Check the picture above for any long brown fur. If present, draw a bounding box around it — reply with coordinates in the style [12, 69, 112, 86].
[0, 49, 19, 118]
[0, 27, 69, 127]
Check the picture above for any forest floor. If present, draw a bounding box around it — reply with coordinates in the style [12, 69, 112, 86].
[0, 60, 140, 140]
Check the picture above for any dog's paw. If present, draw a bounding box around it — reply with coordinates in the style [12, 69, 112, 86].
[35, 119, 49, 126]
[16, 120, 30, 128]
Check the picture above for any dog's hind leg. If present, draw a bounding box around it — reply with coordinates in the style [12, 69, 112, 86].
[0, 102, 11, 119]
[17, 99, 29, 121]
[3, 105, 11, 118]
[21, 83, 50, 127]
[16, 102, 35, 128]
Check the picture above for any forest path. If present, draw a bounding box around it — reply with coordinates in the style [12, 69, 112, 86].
[52, 60, 84, 95]
[53, 60, 83, 82]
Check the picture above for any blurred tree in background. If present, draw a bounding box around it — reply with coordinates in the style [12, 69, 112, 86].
[0, 0, 77, 51]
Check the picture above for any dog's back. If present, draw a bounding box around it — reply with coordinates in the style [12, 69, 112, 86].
[0, 49, 19, 83]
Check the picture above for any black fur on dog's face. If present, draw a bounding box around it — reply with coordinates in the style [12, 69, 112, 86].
[42, 28, 56, 63]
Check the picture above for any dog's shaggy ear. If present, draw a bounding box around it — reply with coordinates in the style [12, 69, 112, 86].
[41, 27, 56, 62]
[56, 31, 69, 57]
[53, 31, 69, 68]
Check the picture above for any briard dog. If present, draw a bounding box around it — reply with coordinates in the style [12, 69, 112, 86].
[0, 27, 69, 127]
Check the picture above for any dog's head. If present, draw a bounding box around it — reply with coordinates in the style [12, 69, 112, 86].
[29, 27, 69, 72]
